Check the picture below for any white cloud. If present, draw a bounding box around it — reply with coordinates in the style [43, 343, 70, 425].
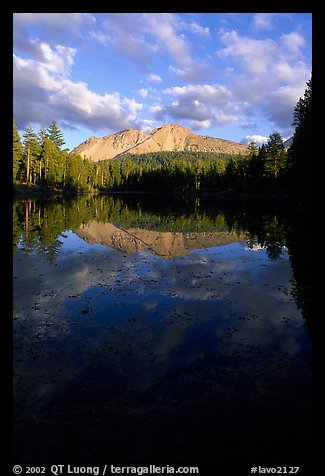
[13, 13, 95, 52]
[164, 84, 232, 106]
[217, 27, 311, 134]
[31, 40, 76, 76]
[241, 135, 269, 146]
[123, 98, 143, 112]
[14, 13, 95, 36]
[90, 13, 213, 82]
[214, 111, 237, 125]
[92, 30, 155, 64]
[219, 30, 276, 75]
[189, 119, 212, 130]
[140, 119, 157, 133]
[146, 73, 162, 83]
[13, 13, 311, 141]
[91, 14, 158, 64]
[13, 52, 143, 132]
[262, 85, 307, 130]
[273, 60, 310, 83]
[150, 83, 240, 128]
[168, 63, 215, 81]
[144, 13, 192, 69]
[144, 13, 214, 82]
[186, 21, 210, 37]
[281, 31, 305, 54]
[148, 103, 164, 115]
[253, 13, 273, 31]
[137, 88, 148, 98]
[166, 100, 212, 121]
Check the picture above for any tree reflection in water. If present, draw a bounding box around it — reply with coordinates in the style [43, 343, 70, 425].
[13, 194, 312, 465]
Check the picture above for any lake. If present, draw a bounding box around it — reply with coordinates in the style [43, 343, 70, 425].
[13, 194, 312, 466]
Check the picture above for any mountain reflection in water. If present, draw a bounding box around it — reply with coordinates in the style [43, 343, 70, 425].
[13, 194, 312, 465]
[76, 221, 248, 258]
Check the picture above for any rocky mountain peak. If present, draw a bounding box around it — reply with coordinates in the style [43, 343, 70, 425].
[73, 123, 248, 161]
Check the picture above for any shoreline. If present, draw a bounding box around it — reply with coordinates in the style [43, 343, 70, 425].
[13, 184, 311, 208]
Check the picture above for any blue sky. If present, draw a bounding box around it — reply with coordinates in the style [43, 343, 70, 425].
[13, 13, 312, 151]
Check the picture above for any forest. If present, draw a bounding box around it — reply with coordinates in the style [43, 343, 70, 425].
[13, 192, 311, 334]
[13, 194, 287, 258]
[13, 78, 311, 199]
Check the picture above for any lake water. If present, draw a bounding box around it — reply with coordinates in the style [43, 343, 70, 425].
[13, 194, 312, 466]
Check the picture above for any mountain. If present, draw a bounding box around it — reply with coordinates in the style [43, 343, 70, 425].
[76, 221, 248, 259]
[73, 123, 248, 161]
[283, 137, 293, 148]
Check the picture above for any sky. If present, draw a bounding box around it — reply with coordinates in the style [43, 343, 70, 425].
[13, 12, 312, 151]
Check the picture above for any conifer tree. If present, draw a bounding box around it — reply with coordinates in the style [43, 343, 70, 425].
[38, 124, 48, 144]
[47, 120, 65, 149]
[264, 132, 286, 179]
[288, 76, 312, 193]
[13, 119, 23, 182]
[23, 125, 41, 185]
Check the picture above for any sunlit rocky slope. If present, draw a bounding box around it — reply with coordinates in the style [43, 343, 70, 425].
[73, 123, 248, 161]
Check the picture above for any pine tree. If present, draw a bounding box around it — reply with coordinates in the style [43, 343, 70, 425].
[264, 132, 286, 179]
[47, 120, 65, 149]
[13, 119, 23, 182]
[288, 76, 312, 194]
[40, 138, 60, 186]
[23, 125, 41, 185]
[293, 77, 312, 129]
[247, 142, 259, 158]
[38, 124, 48, 144]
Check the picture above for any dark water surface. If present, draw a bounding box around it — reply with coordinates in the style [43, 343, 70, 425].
[13, 194, 311, 465]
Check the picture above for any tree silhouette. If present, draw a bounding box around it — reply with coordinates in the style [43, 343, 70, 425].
[264, 132, 286, 179]
[288, 76, 312, 195]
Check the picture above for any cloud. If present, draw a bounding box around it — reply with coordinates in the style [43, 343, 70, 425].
[13, 13, 95, 48]
[219, 29, 276, 75]
[165, 99, 212, 122]
[92, 14, 158, 65]
[181, 20, 211, 37]
[214, 111, 237, 125]
[144, 13, 214, 81]
[28, 40, 76, 76]
[217, 28, 311, 133]
[13, 13, 311, 141]
[241, 135, 269, 146]
[273, 60, 310, 83]
[151, 83, 239, 129]
[139, 119, 157, 133]
[229, 73, 309, 136]
[188, 21, 210, 37]
[188, 119, 212, 130]
[146, 73, 162, 83]
[148, 103, 164, 116]
[13, 17, 77, 78]
[253, 13, 273, 31]
[13, 51, 144, 132]
[90, 13, 214, 82]
[168, 63, 215, 82]
[144, 13, 192, 69]
[14, 233, 306, 414]
[137, 88, 148, 98]
[13, 13, 145, 133]
[218, 28, 310, 87]
[164, 84, 232, 107]
[281, 31, 305, 54]
[262, 85, 307, 130]
[123, 98, 143, 112]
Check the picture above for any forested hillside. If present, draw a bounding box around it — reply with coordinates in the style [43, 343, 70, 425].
[13, 78, 311, 198]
